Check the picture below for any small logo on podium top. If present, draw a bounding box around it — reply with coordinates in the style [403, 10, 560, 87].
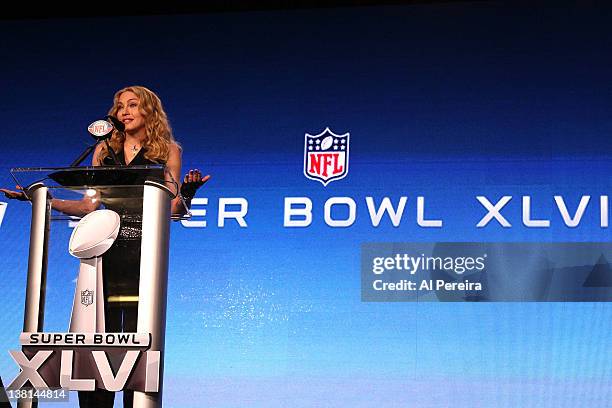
[81, 289, 94, 307]
[304, 128, 350, 186]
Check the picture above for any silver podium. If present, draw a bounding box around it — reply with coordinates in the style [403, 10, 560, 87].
[9, 165, 187, 408]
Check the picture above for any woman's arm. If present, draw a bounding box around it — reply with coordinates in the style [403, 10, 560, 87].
[49, 143, 104, 216]
[51, 197, 99, 217]
[166, 143, 187, 216]
[166, 144, 210, 217]
[1, 145, 103, 215]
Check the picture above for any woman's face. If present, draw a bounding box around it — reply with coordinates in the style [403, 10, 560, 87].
[116, 91, 145, 135]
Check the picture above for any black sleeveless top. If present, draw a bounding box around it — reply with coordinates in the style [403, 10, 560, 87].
[103, 147, 160, 241]
[103, 147, 157, 166]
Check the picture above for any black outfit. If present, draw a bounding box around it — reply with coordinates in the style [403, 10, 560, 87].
[79, 148, 158, 408]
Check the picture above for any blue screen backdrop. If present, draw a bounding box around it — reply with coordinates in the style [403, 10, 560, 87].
[1, 3, 612, 407]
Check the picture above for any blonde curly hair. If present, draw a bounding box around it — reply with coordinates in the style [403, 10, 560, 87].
[98, 85, 180, 164]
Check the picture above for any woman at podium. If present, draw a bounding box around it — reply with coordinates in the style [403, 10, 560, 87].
[86, 85, 209, 408]
[2, 85, 208, 408]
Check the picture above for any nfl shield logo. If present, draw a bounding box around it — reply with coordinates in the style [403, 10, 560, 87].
[304, 128, 350, 186]
[81, 289, 94, 307]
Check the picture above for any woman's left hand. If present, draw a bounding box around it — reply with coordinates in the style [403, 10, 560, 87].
[180, 169, 211, 199]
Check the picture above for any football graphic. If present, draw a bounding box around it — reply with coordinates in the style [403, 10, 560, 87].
[69, 209, 120, 259]
[320, 135, 334, 150]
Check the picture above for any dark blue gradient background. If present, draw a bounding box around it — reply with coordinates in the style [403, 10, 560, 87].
[1, 3, 612, 407]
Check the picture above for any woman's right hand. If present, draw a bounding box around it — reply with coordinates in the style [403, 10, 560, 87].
[0, 186, 28, 201]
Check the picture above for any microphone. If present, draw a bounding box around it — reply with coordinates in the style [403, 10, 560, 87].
[105, 115, 125, 132]
[72, 116, 123, 166]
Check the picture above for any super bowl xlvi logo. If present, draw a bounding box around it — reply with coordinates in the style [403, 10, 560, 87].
[304, 128, 350, 186]
[81, 289, 94, 307]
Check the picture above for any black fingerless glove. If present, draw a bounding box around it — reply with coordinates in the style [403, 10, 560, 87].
[180, 182, 197, 202]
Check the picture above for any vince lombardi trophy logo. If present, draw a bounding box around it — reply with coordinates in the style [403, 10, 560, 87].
[81, 289, 94, 307]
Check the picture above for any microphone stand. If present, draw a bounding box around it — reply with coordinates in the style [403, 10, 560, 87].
[70, 142, 100, 167]
[69, 138, 121, 167]
[104, 139, 121, 165]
